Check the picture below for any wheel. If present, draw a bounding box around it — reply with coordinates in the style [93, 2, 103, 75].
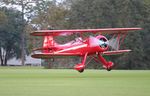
[106, 68, 112, 71]
[78, 68, 84, 73]
[74, 63, 85, 73]
[106, 61, 114, 71]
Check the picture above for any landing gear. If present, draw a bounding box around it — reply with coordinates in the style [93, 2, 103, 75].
[78, 68, 84, 73]
[106, 67, 112, 71]
[97, 53, 114, 71]
[74, 53, 88, 73]
[103, 61, 114, 71]
[74, 64, 85, 73]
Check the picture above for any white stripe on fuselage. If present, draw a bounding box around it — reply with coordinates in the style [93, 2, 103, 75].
[55, 44, 87, 53]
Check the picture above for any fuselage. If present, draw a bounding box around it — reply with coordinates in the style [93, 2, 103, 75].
[45, 35, 109, 56]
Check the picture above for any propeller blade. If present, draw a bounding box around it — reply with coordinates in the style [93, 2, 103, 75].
[108, 38, 119, 50]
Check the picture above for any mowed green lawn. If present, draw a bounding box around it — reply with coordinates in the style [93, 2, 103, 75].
[0, 67, 150, 96]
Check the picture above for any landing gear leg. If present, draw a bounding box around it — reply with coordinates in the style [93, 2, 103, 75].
[74, 53, 88, 73]
[97, 53, 114, 71]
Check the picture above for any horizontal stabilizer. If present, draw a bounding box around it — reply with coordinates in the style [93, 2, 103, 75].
[102, 50, 131, 55]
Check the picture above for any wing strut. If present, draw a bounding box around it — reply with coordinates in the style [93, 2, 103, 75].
[109, 33, 127, 50]
[86, 55, 101, 66]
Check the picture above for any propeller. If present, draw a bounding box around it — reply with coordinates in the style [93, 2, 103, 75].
[99, 38, 109, 48]
[108, 38, 119, 50]
[89, 36, 120, 50]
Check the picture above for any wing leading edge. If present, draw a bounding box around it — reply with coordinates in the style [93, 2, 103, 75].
[102, 50, 131, 55]
[31, 28, 142, 36]
[31, 53, 81, 59]
[32, 50, 131, 59]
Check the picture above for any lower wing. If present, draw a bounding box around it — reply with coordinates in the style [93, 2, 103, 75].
[31, 53, 81, 59]
[102, 50, 131, 55]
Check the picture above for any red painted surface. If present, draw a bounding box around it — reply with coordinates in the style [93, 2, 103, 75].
[31, 28, 142, 72]
[31, 28, 142, 36]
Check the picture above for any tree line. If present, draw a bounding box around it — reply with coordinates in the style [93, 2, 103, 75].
[0, 0, 150, 69]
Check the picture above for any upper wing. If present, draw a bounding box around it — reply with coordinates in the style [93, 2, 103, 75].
[30, 28, 142, 36]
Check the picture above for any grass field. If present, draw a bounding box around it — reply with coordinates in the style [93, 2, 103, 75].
[0, 67, 150, 96]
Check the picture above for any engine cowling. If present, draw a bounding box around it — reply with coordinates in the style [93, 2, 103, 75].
[96, 35, 109, 50]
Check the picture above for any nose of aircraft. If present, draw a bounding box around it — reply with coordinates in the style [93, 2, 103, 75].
[89, 36, 109, 49]
[98, 39, 109, 48]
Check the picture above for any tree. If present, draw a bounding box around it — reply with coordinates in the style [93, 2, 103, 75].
[31, 0, 69, 29]
[1, 0, 35, 65]
[0, 11, 7, 25]
[0, 7, 22, 66]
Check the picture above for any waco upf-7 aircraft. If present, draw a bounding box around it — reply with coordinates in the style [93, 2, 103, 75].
[31, 28, 142, 72]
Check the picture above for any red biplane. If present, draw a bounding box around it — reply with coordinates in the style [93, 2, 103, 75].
[30, 28, 142, 72]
